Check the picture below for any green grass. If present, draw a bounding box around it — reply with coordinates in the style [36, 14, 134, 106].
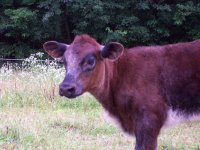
[0, 58, 200, 150]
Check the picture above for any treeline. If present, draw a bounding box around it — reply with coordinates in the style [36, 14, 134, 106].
[1, 0, 200, 58]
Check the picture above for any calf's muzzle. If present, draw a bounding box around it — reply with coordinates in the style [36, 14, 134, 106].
[59, 83, 77, 98]
[59, 74, 83, 98]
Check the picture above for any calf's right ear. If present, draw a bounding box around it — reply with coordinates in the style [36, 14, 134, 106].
[43, 41, 68, 58]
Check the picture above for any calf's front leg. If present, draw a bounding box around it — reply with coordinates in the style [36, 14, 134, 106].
[134, 112, 163, 150]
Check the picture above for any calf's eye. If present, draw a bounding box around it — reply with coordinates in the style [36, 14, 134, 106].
[87, 57, 95, 66]
[81, 54, 96, 72]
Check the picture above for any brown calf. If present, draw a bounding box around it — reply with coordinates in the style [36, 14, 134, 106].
[43, 35, 200, 150]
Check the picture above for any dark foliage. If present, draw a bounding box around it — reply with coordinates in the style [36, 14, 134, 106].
[0, 0, 200, 58]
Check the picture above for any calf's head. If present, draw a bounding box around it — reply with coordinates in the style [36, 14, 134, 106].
[43, 35, 124, 98]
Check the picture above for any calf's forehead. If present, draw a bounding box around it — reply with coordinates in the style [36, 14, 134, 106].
[64, 42, 99, 62]
[63, 34, 102, 63]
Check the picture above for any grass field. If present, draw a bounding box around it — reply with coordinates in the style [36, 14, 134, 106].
[0, 54, 200, 150]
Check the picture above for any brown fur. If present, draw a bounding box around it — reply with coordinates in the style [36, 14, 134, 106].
[44, 35, 200, 150]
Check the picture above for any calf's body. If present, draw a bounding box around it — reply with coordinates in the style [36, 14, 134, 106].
[44, 35, 200, 150]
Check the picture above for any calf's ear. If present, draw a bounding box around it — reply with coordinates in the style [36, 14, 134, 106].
[43, 41, 68, 58]
[101, 42, 124, 60]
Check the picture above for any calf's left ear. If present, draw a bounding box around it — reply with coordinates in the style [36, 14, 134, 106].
[101, 42, 124, 60]
[43, 41, 68, 58]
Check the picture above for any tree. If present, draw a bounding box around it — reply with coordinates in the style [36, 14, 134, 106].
[0, 0, 200, 58]
[0, 0, 70, 58]
[67, 0, 200, 46]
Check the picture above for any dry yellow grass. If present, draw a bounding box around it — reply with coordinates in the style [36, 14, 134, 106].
[0, 58, 200, 150]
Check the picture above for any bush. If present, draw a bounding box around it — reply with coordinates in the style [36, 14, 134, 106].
[1, 0, 200, 58]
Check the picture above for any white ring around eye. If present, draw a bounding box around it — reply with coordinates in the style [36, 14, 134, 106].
[100, 45, 104, 51]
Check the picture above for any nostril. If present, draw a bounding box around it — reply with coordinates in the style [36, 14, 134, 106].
[67, 87, 75, 94]
[59, 83, 76, 96]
